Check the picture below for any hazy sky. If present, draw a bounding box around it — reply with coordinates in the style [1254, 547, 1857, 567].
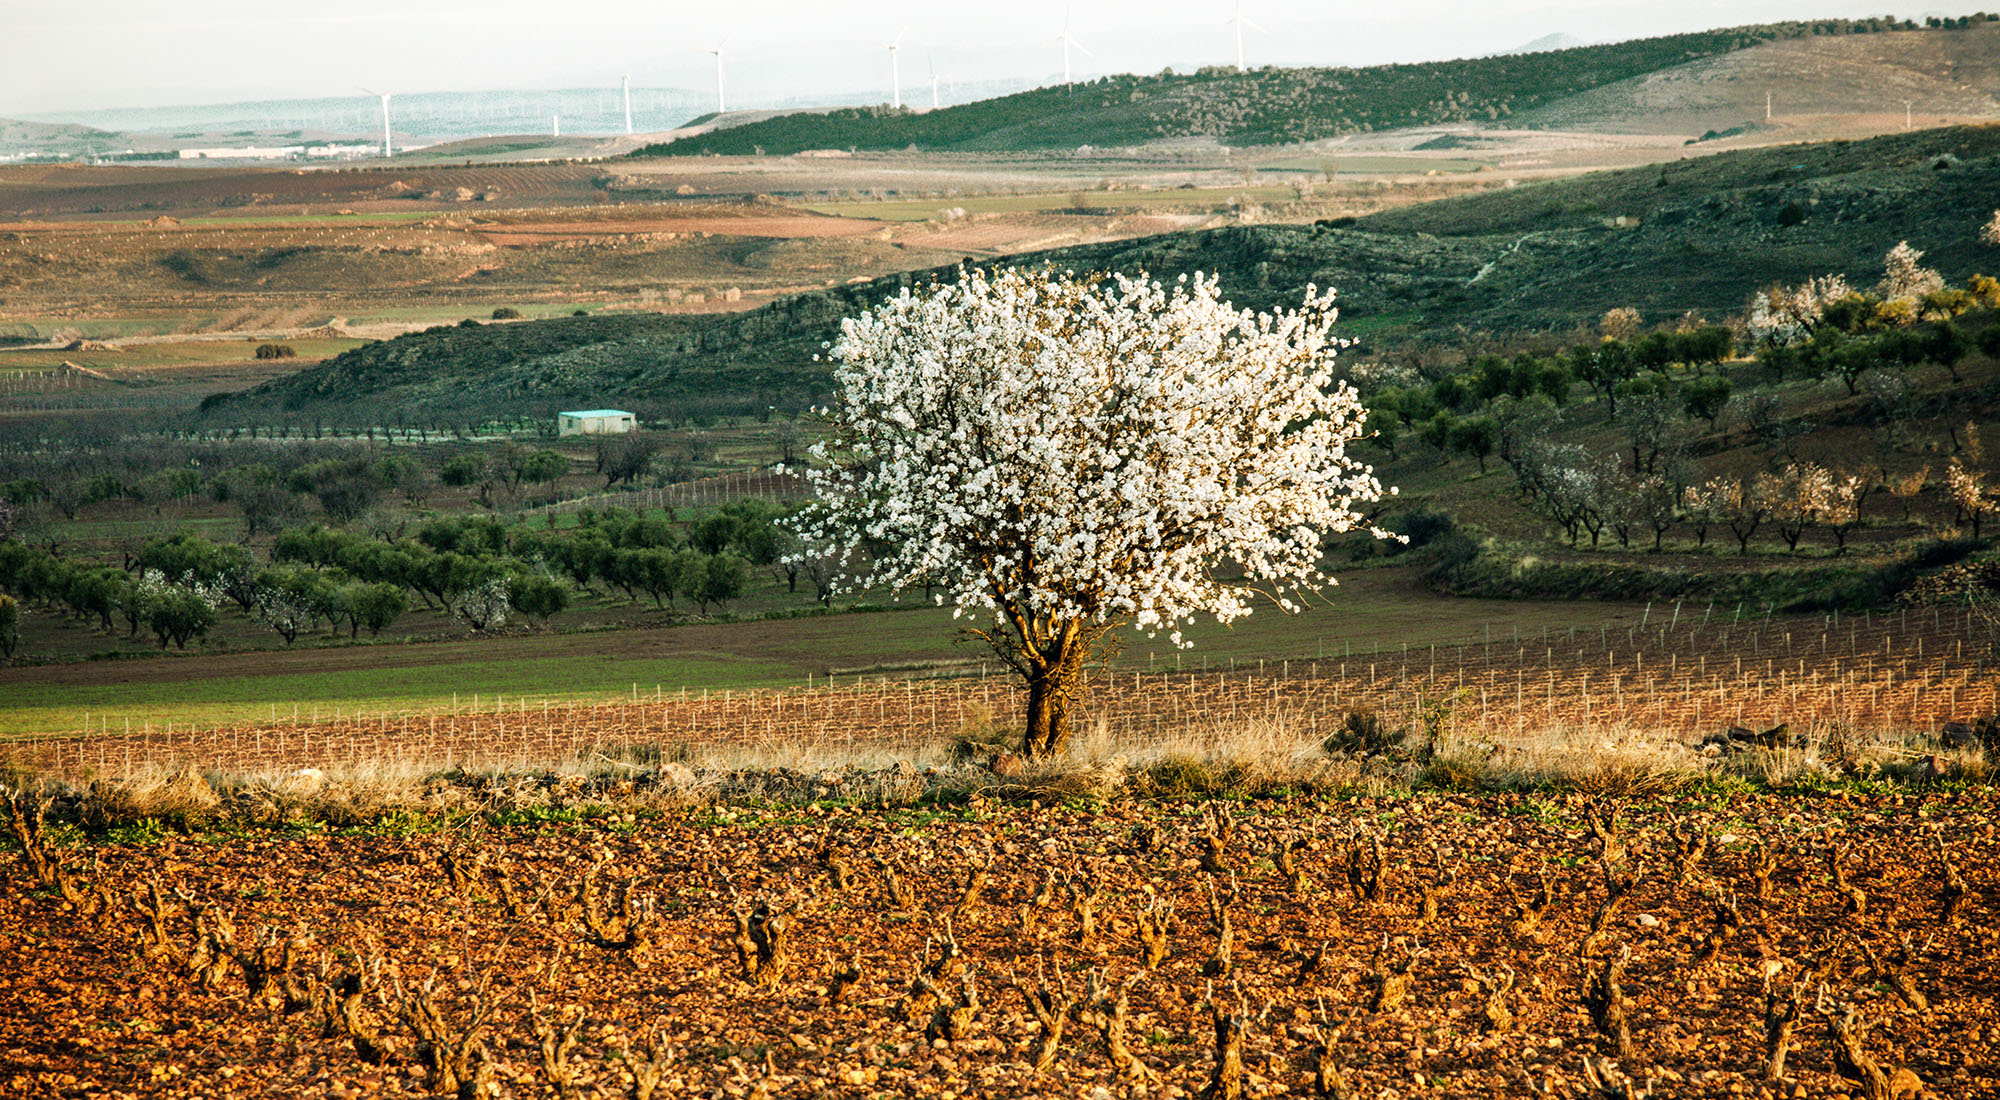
[2, 1, 1987, 115]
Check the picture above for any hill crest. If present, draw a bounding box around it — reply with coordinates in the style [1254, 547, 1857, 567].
[631, 17, 1992, 157]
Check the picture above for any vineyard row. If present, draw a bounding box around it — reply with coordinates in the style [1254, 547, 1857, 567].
[7, 605, 1991, 779]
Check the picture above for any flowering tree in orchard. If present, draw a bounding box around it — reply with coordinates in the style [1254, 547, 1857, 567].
[791, 267, 1394, 757]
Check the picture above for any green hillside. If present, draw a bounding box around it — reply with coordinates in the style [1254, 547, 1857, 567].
[216, 124, 2000, 426]
[634, 18, 1945, 156]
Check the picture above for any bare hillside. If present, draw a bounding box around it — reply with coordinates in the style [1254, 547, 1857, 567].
[0, 118, 120, 157]
[1517, 23, 2000, 134]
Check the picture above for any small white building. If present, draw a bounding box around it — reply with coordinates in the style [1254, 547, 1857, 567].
[176, 145, 305, 160]
[557, 409, 637, 436]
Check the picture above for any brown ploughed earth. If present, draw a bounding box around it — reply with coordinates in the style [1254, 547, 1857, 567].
[1, 794, 1993, 1098]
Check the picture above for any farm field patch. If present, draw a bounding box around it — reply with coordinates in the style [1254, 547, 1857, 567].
[4, 600, 1984, 781]
[2, 791, 1993, 1098]
[0, 337, 367, 372]
[802, 186, 1309, 222]
[0, 567, 1651, 738]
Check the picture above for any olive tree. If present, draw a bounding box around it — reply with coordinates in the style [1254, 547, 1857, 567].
[791, 268, 1393, 758]
[0, 593, 19, 659]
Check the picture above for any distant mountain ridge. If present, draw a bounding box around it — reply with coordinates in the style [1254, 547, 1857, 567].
[7, 75, 1042, 151]
[11, 88, 710, 148]
[1499, 33, 1590, 55]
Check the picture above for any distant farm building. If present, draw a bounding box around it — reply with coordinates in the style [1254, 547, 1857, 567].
[176, 146, 305, 160]
[172, 144, 373, 161]
[557, 409, 637, 436]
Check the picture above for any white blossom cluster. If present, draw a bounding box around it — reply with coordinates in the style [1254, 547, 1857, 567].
[256, 585, 321, 640]
[1680, 476, 1744, 524]
[1745, 274, 1850, 346]
[1344, 360, 1424, 394]
[1947, 460, 1987, 517]
[452, 575, 513, 632]
[1981, 210, 2000, 248]
[1880, 240, 1944, 303]
[1758, 463, 1863, 527]
[790, 267, 1394, 646]
[134, 568, 223, 610]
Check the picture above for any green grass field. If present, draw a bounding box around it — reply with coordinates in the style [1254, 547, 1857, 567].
[3, 653, 799, 737]
[0, 568, 1651, 736]
[0, 317, 212, 342]
[0, 337, 367, 372]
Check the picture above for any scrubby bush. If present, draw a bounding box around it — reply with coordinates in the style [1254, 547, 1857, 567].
[439, 454, 486, 488]
[1323, 710, 1403, 757]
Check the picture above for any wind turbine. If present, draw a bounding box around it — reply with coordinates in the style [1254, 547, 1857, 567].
[708, 42, 728, 114]
[622, 74, 634, 134]
[886, 28, 908, 109]
[928, 52, 942, 110]
[359, 87, 392, 157]
[1055, 11, 1092, 87]
[1226, 0, 1266, 73]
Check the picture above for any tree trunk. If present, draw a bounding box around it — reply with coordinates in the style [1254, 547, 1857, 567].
[1021, 635, 1086, 759]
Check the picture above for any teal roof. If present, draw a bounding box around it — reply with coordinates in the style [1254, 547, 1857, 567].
[558, 409, 634, 418]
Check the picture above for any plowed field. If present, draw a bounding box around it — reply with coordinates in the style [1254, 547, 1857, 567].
[3, 792, 1995, 1098]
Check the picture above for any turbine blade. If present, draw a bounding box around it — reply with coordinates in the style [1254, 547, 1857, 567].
[1244, 17, 1267, 33]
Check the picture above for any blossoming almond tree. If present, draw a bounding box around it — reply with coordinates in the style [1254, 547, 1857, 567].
[1745, 274, 1851, 346]
[1880, 240, 1944, 303]
[791, 267, 1394, 757]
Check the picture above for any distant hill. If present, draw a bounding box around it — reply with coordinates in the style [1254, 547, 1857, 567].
[0, 119, 114, 142]
[1512, 20, 2000, 134]
[219, 124, 2000, 425]
[13, 87, 710, 148]
[630, 17, 1976, 156]
[0, 118, 122, 156]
